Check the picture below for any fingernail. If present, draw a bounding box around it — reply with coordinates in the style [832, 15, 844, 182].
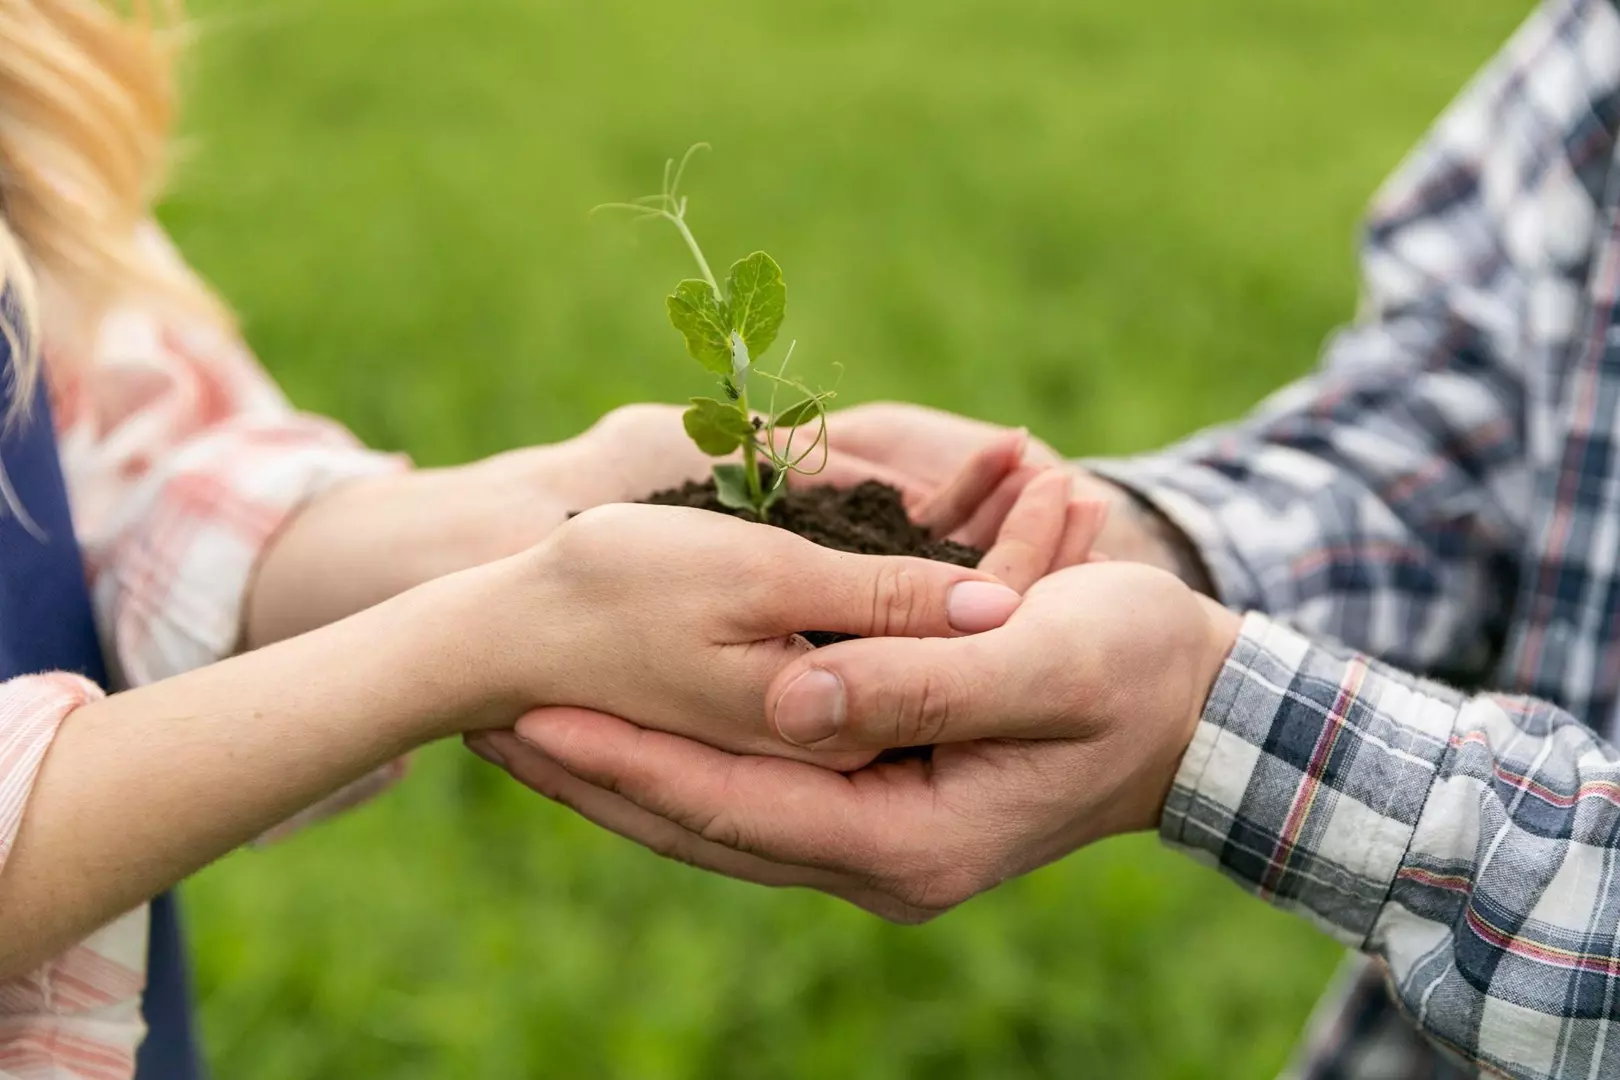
[773, 669, 846, 746]
[948, 580, 1021, 632]
[466, 735, 507, 768]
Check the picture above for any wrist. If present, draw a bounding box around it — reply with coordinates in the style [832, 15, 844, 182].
[1087, 476, 1215, 595]
[1140, 591, 1241, 832]
[361, 554, 550, 744]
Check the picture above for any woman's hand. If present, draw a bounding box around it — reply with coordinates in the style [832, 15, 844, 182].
[470, 503, 1028, 770]
[473, 562, 1241, 923]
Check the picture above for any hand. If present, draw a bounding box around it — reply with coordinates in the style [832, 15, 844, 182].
[467, 502, 1030, 770]
[810, 402, 1062, 549]
[811, 402, 1212, 590]
[473, 562, 1241, 921]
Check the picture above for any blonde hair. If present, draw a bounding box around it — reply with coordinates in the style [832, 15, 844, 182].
[0, 0, 226, 419]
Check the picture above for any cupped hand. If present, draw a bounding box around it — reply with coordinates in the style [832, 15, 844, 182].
[477, 502, 1026, 770]
[799, 402, 1060, 550]
[473, 560, 1240, 921]
[800, 402, 1205, 587]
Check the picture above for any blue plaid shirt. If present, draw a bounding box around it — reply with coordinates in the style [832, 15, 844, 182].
[1095, 1, 1620, 1075]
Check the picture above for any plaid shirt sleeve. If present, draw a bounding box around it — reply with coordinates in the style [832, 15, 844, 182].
[52, 223, 411, 830]
[1088, 0, 1620, 684]
[1170, 612, 1620, 1080]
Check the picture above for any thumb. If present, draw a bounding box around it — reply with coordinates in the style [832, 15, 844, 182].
[766, 634, 1062, 751]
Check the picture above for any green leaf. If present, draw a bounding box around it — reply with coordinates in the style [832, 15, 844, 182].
[667, 279, 731, 374]
[682, 397, 753, 456]
[725, 252, 785, 363]
[712, 463, 758, 514]
[774, 396, 823, 429]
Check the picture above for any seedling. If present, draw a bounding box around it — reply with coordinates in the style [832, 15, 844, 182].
[596, 145, 833, 520]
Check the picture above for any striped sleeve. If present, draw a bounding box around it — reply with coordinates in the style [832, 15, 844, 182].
[0, 673, 102, 870]
[0, 675, 149, 1080]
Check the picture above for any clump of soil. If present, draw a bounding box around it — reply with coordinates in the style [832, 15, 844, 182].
[642, 473, 983, 647]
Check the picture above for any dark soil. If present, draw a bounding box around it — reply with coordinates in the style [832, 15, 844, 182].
[641, 473, 983, 648]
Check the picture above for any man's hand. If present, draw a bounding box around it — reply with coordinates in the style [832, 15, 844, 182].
[813, 402, 1213, 591]
[472, 562, 1242, 921]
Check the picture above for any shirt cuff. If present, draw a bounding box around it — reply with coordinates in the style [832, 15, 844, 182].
[1160, 612, 1459, 946]
[97, 421, 407, 688]
[1085, 455, 1268, 612]
[0, 674, 104, 870]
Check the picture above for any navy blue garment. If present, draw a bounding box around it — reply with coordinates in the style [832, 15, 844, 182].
[0, 303, 205, 1080]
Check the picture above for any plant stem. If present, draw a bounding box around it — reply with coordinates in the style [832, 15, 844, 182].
[668, 208, 769, 518]
[740, 427, 767, 518]
[669, 213, 719, 293]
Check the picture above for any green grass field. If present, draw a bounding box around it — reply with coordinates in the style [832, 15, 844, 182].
[162, 1, 1532, 1075]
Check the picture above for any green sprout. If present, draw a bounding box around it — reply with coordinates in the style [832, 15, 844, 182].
[595, 145, 834, 520]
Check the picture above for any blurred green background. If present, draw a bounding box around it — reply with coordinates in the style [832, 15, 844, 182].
[161, 0, 1531, 1076]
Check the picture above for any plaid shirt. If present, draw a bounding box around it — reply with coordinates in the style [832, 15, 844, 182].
[1095, 1, 1620, 1076]
[0, 225, 403, 1078]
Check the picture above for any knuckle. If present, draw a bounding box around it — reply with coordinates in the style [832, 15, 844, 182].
[548, 504, 620, 556]
[890, 670, 953, 747]
[685, 758, 759, 853]
[695, 808, 752, 854]
[877, 652, 964, 746]
[867, 561, 922, 637]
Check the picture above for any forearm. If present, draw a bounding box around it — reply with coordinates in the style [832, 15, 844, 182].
[245, 442, 595, 648]
[1086, 385, 1521, 681]
[0, 564, 502, 977]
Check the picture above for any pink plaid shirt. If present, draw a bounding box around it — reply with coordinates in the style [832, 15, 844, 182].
[0, 226, 406, 1079]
